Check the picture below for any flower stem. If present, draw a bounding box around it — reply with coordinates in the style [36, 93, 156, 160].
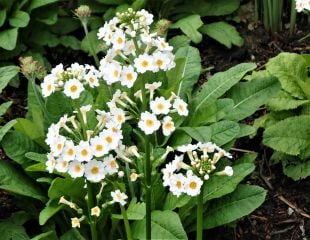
[87, 181, 98, 240]
[289, 0, 297, 36]
[196, 185, 204, 240]
[82, 22, 100, 67]
[140, 75, 152, 240]
[121, 205, 133, 240]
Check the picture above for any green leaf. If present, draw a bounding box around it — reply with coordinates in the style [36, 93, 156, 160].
[170, 15, 203, 43]
[200, 21, 243, 48]
[81, 30, 102, 55]
[28, 0, 58, 11]
[112, 198, 145, 220]
[2, 131, 42, 166]
[180, 126, 211, 142]
[163, 192, 191, 210]
[9, 11, 30, 28]
[35, 6, 58, 25]
[0, 9, 6, 27]
[31, 30, 59, 47]
[60, 229, 86, 240]
[31, 231, 58, 240]
[204, 163, 255, 202]
[48, 177, 86, 201]
[59, 36, 81, 50]
[168, 35, 191, 51]
[0, 161, 45, 201]
[210, 120, 240, 146]
[0, 65, 20, 93]
[283, 160, 310, 180]
[0, 221, 29, 240]
[268, 90, 310, 111]
[175, 46, 201, 98]
[226, 74, 280, 121]
[189, 99, 234, 126]
[174, 0, 240, 17]
[132, 210, 187, 240]
[235, 153, 257, 164]
[0, 101, 12, 117]
[263, 116, 310, 158]
[45, 92, 73, 123]
[50, 17, 80, 35]
[0, 119, 16, 142]
[25, 152, 47, 162]
[237, 124, 256, 138]
[0, 28, 18, 50]
[14, 118, 45, 144]
[96, 0, 126, 4]
[266, 52, 308, 99]
[191, 63, 256, 119]
[204, 184, 266, 229]
[39, 199, 63, 225]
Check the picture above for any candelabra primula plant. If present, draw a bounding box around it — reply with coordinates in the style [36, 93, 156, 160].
[0, 7, 280, 240]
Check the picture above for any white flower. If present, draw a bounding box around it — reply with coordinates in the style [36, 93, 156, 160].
[150, 96, 171, 115]
[79, 105, 92, 124]
[111, 29, 126, 50]
[104, 154, 119, 175]
[85, 73, 99, 88]
[101, 62, 122, 85]
[84, 160, 105, 182]
[91, 206, 101, 217]
[134, 54, 154, 73]
[137, 9, 154, 26]
[111, 108, 126, 126]
[173, 98, 189, 116]
[169, 173, 186, 197]
[46, 153, 56, 173]
[120, 66, 137, 88]
[171, 155, 185, 171]
[198, 142, 216, 153]
[55, 157, 69, 173]
[296, 0, 310, 12]
[162, 116, 175, 136]
[50, 135, 66, 157]
[138, 111, 161, 135]
[223, 166, 233, 176]
[90, 136, 108, 157]
[41, 75, 56, 97]
[155, 37, 173, 52]
[45, 123, 60, 146]
[177, 144, 198, 153]
[162, 162, 177, 187]
[152, 52, 170, 72]
[123, 40, 136, 55]
[75, 141, 93, 162]
[68, 161, 85, 178]
[100, 128, 120, 150]
[71, 217, 81, 228]
[130, 172, 139, 182]
[111, 189, 128, 206]
[184, 175, 203, 196]
[63, 78, 84, 99]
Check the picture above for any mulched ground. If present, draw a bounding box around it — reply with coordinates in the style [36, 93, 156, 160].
[0, 2, 309, 239]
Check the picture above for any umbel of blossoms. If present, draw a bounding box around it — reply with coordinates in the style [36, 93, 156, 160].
[162, 142, 233, 197]
[295, 0, 310, 12]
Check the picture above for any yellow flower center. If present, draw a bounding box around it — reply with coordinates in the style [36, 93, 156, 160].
[146, 119, 154, 127]
[156, 59, 163, 67]
[91, 167, 99, 174]
[126, 73, 133, 81]
[141, 60, 149, 68]
[117, 37, 123, 44]
[96, 144, 103, 151]
[106, 136, 113, 144]
[70, 85, 78, 93]
[176, 181, 182, 189]
[113, 70, 119, 78]
[189, 181, 197, 189]
[67, 148, 74, 156]
[81, 149, 88, 157]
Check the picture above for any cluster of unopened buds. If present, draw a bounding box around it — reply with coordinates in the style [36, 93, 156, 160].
[296, 0, 310, 12]
[98, 8, 175, 87]
[19, 56, 46, 80]
[41, 63, 101, 98]
[162, 142, 233, 197]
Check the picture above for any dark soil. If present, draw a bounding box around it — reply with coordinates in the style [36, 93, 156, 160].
[0, 2, 309, 239]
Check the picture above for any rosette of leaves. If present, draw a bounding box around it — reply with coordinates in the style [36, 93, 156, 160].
[0, 31, 281, 238]
[253, 52, 310, 180]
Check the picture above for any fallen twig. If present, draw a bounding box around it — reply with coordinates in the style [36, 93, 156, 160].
[278, 195, 310, 219]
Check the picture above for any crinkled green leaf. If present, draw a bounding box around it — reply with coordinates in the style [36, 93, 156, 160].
[204, 184, 266, 229]
[39, 199, 63, 225]
[168, 35, 191, 51]
[0, 119, 16, 142]
[268, 90, 310, 111]
[31, 231, 58, 240]
[266, 52, 308, 99]
[180, 126, 211, 142]
[226, 74, 280, 121]
[132, 210, 187, 240]
[0, 101, 12, 117]
[0, 9, 6, 27]
[210, 120, 240, 146]
[191, 63, 256, 119]
[200, 21, 243, 48]
[9, 11, 30, 28]
[0, 221, 29, 240]
[59, 35, 81, 50]
[263, 116, 310, 158]
[283, 160, 310, 180]
[28, 0, 58, 11]
[163, 192, 191, 211]
[112, 198, 145, 220]
[170, 15, 203, 43]
[81, 30, 102, 55]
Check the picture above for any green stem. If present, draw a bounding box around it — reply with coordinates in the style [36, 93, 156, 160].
[82, 22, 100, 67]
[121, 205, 133, 240]
[87, 181, 98, 240]
[196, 185, 204, 240]
[140, 75, 152, 240]
[289, 0, 297, 36]
[125, 162, 135, 199]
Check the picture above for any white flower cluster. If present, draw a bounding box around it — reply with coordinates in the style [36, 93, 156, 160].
[45, 104, 130, 182]
[97, 8, 175, 87]
[296, 0, 310, 12]
[137, 83, 188, 135]
[162, 142, 233, 197]
[41, 63, 100, 99]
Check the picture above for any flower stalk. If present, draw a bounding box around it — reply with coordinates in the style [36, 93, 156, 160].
[120, 205, 133, 240]
[196, 184, 204, 240]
